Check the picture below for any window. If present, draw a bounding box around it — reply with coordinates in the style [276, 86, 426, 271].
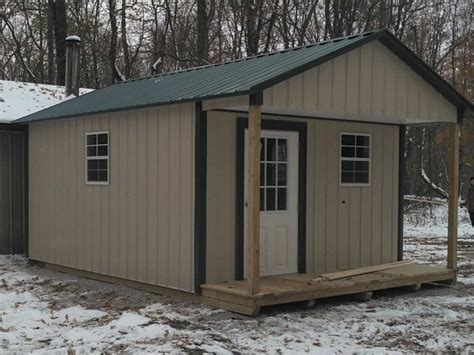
[86, 131, 109, 184]
[340, 133, 371, 185]
[260, 137, 287, 211]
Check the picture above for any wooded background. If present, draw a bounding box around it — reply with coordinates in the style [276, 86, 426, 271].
[0, 0, 472, 199]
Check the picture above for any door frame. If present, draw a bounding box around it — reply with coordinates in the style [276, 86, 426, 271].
[235, 117, 307, 280]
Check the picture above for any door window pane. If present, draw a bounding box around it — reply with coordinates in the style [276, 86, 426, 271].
[266, 138, 276, 161]
[277, 164, 287, 186]
[278, 139, 287, 161]
[266, 188, 276, 211]
[259, 136, 289, 211]
[277, 188, 287, 210]
[266, 163, 276, 186]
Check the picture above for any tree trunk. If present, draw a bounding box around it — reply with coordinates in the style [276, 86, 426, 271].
[52, 0, 67, 86]
[47, 0, 55, 84]
[121, 0, 131, 79]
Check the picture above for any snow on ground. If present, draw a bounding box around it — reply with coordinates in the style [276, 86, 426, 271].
[1, 205, 473, 353]
[0, 80, 93, 123]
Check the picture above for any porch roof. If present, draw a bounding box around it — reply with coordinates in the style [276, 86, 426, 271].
[16, 30, 472, 124]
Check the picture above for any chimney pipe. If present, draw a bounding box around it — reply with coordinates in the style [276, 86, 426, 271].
[65, 35, 81, 97]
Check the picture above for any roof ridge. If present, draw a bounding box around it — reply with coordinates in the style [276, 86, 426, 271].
[119, 30, 383, 85]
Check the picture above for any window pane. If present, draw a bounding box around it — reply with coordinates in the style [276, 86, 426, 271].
[341, 146, 355, 158]
[266, 163, 276, 186]
[97, 145, 108, 156]
[266, 188, 276, 211]
[355, 172, 369, 183]
[98, 133, 108, 145]
[88, 170, 98, 182]
[277, 188, 287, 211]
[277, 139, 287, 161]
[356, 147, 370, 158]
[266, 138, 276, 161]
[341, 160, 354, 171]
[98, 170, 108, 182]
[98, 159, 108, 170]
[341, 134, 355, 146]
[87, 146, 97, 157]
[88, 160, 99, 170]
[356, 135, 370, 147]
[341, 172, 354, 183]
[260, 138, 265, 161]
[277, 164, 287, 186]
[355, 161, 369, 172]
[87, 134, 97, 145]
[260, 188, 265, 211]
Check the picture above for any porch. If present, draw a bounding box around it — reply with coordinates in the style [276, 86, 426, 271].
[201, 263, 456, 316]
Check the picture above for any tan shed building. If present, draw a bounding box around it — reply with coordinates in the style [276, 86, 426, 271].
[15, 30, 473, 315]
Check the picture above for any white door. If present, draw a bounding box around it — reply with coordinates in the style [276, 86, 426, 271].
[244, 130, 299, 276]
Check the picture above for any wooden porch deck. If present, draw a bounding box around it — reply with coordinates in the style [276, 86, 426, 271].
[201, 264, 456, 315]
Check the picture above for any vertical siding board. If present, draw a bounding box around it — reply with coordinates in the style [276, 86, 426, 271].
[381, 126, 393, 263]
[127, 114, 138, 280]
[76, 119, 85, 270]
[305, 120, 315, 272]
[332, 54, 346, 113]
[359, 180, 372, 267]
[179, 105, 194, 290]
[372, 43, 385, 116]
[313, 121, 327, 272]
[168, 106, 181, 289]
[303, 68, 318, 112]
[118, 113, 129, 278]
[71, 120, 78, 269]
[346, 48, 360, 114]
[359, 42, 373, 115]
[324, 122, 338, 272]
[318, 61, 332, 112]
[349, 188, 361, 269]
[371, 126, 383, 265]
[147, 110, 159, 284]
[157, 108, 170, 286]
[137, 111, 148, 282]
[392, 127, 400, 261]
[109, 114, 120, 276]
[288, 73, 304, 109]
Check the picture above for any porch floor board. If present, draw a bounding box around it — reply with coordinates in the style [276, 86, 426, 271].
[201, 263, 456, 315]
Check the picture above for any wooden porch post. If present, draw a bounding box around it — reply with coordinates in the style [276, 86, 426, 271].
[447, 122, 459, 270]
[247, 94, 262, 295]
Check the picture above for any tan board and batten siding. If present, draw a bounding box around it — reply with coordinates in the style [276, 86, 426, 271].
[28, 103, 196, 292]
[206, 112, 399, 282]
[263, 41, 457, 123]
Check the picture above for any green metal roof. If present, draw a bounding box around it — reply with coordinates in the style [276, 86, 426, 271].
[15, 30, 472, 123]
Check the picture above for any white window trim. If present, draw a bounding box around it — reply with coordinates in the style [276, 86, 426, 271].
[85, 131, 109, 186]
[339, 132, 372, 187]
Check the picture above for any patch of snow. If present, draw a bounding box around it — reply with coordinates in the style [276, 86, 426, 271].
[0, 80, 93, 123]
[54, 306, 107, 324]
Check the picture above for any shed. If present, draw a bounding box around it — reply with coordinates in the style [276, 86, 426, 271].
[15, 30, 473, 315]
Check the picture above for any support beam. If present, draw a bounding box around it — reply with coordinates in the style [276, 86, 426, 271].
[247, 97, 262, 295]
[447, 122, 460, 270]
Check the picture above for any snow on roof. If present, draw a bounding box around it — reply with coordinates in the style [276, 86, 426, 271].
[0, 80, 93, 123]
